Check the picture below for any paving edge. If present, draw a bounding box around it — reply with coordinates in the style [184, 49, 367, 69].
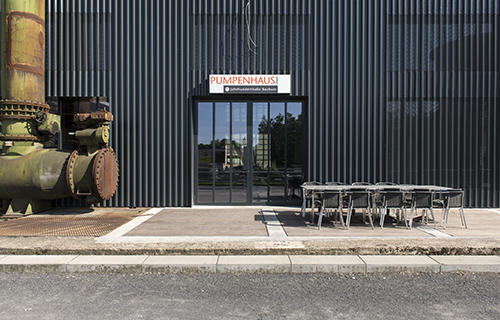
[1, 255, 500, 274]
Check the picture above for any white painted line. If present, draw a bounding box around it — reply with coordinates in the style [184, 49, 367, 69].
[486, 209, 500, 215]
[261, 209, 287, 238]
[415, 224, 453, 238]
[96, 208, 164, 240]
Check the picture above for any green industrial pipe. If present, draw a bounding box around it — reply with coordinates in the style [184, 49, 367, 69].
[0, 0, 119, 215]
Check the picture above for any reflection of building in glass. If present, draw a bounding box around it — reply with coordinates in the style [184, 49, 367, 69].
[254, 133, 269, 169]
[199, 139, 246, 172]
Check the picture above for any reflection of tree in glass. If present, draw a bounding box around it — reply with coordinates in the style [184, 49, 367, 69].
[257, 112, 302, 169]
[198, 139, 244, 165]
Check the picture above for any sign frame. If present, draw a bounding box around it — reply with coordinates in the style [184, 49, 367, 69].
[209, 74, 291, 94]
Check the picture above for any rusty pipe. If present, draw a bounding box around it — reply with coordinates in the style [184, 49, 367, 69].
[1, 0, 45, 102]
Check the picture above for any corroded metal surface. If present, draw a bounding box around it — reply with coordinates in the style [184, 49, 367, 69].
[1, 1, 45, 102]
[92, 148, 119, 201]
[0, 210, 137, 237]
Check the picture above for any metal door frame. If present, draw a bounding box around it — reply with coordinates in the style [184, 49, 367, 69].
[193, 96, 307, 206]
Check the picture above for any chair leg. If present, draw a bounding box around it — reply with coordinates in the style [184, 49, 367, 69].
[460, 207, 468, 229]
[346, 206, 353, 230]
[317, 206, 324, 230]
[440, 207, 446, 227]
[301, 193, 308, 218]
[380, 206, 386, 229]
[403, 208, 409, 229]
[366, 206, 374, 230]
[442, 207, 449, 230]
[429, 207, 437, 229]
[338, 207, 346, 229]
[409, 206, 415, 230]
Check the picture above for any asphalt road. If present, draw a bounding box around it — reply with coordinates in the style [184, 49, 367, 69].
[0, 272, 499, 320]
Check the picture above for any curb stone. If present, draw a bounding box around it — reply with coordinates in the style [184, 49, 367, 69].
[0, 254, 499, 274]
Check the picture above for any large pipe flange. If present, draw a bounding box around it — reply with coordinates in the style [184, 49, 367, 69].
[0, 100, 49, 120]
[65, 150, 81, 199]
[92, 147, 119, 201]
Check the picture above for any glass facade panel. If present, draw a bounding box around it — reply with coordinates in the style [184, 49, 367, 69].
[268, 103, 286, 203]
[196, 101, 303, 205]
[214, 103, 231, 203]
[197, 103, 214, 203]
[252, 103, 269, 203]
[230, 103, 248, 203]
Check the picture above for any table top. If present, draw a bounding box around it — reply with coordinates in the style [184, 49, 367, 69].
[301, 184, 455, 192]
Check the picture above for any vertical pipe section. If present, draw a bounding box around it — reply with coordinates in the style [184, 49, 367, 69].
[1, 0, 45, 102]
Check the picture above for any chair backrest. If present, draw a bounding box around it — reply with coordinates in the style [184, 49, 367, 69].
[383, 191, 405, 207]
[348, 190, 370, 207]
[325, 182, 346, 186]
[412, 191, 433, 208]
[446, 190, 464, 208]
[302, 181, 320, 186]
[352, 182, 373, 186]
[376, 182, 397, 186]
[322, 191, 341, 208]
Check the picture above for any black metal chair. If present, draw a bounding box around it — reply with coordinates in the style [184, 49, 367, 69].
[377, 188, 409, 229]
[346, 187, 374, 230]
[408, 191, 438, 230]
[301, 181, 322, 219]
[317, 191, 345, 230]
[441, 189, 467, 229]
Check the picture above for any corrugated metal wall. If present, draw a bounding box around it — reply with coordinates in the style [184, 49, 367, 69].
[28, 0, 500, 207]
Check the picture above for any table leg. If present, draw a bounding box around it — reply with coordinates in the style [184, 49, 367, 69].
[310, 193, 315, 222]
[301, 190, 306, 218]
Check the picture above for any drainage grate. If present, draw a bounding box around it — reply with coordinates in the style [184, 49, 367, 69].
[0, 210, 138, 237]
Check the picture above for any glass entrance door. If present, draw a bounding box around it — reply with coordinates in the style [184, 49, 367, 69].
[195, 101, 303, 205]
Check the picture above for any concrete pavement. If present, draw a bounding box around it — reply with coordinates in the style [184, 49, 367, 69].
[0, 206, 500, 273]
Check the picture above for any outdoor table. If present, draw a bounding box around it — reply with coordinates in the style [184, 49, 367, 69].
[301, 183, 458, 227]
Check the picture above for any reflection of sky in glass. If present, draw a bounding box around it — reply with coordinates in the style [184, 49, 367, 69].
[287, 103, 301, 119]
[270, 103, 285, 120]
[198, 103, 213, 145]
[214, 103, 230, 145]
[253, 103, 268, 147]
[232, 103, 247, 144]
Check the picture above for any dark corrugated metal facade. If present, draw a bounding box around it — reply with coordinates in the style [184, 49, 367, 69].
[13, 1, 500, 207]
